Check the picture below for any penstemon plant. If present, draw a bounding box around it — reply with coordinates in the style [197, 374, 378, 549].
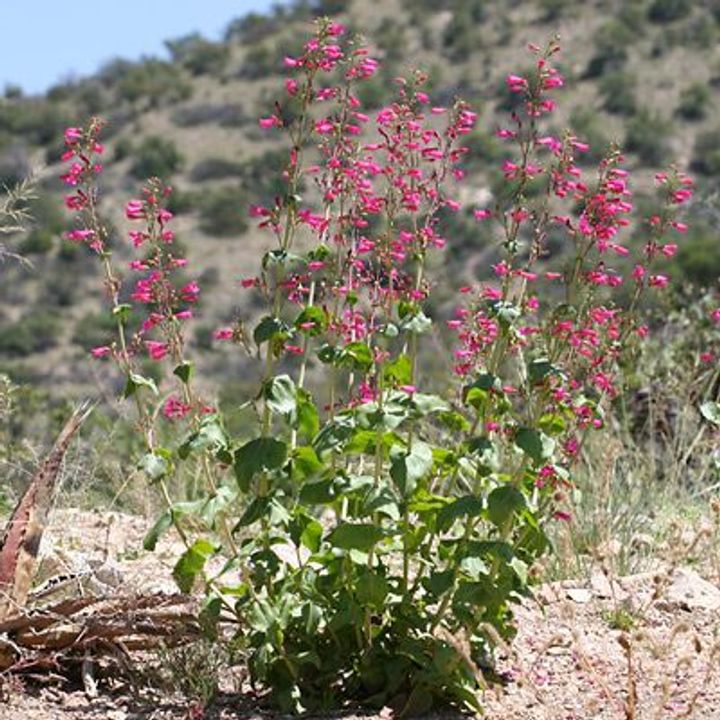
[61, 20, 692, 715]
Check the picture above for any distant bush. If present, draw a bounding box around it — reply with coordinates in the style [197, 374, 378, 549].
[648, 0, 692, 23]
[0, 99, 72, 146]
[625, 110, 672, 166]
[676, 231, 720, 286]
[19, 228, 54, 255]
[676, 82, 711, 120]
[171, 103, 246, 128]
[442, 3, 486, 61]
[224, 12, 280, 44]
[165, 188, 198, 215]
[72, 312, 119, 350]
[191, 158, 245, 182]
[599, 72, 637, 115]
[585, 21, 633, 77]
[690, 128, 720, 175]
[538, 0, 573, 22]
[0, 312, 61, 357]
[113, 137, 134, 162]
[375, 20, 408, 63]
[199, 186, 249, 237]
[114, 59, 192, 107]
[130, 136, 184, 180]
[238, 44, 278, 80]
[0, 145, 29, 186]
[569, 108, 612, 165]
[166, 34, 231, 76]
[462, 129, 506, 173]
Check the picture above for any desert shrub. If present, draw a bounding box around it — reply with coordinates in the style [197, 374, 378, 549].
[19, 228, 53, 254]
[165, 188, 197, 215]
[198, 185, 249, 236]
[538, 0, 573, 21]
[166, 34, 230, 76]
[224, 12, 281, 44]
[0, 312, 61, 356]
[585, 21, 633, 77]
[676, 82, 711, 120]
[190, 158, 245, 182]
[239, 44, 278, 79]
[442, 2, 487, 61]
[114, 59, 192, 106]
[72, 312, 120, 350]
[677, 232, 720, 285]
[599, 72, 637, 115]
[569, 108, 612, 165]
[648, 0, 692, 23]
[374, 20, 408, 63]
[690, 128, 720, 176]
[625, 110, 672, 166]
[130, 136, 184, 180]
[0, 145, 30, 187]
[113, 136, 133, 161]
[171, 103, 246, 128]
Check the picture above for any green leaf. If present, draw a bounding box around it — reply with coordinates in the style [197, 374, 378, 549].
[144, 511, 173, 551]
[411, 393, 450, 415]
[487, 485, 526, 528]
[178, 415, 228, 459]
[112, 303, 133, 322]
[700, 401, 720, 426]
[234, 437, 287, 491]
[437, 495, 484, 532]
[172, 539, 216, 593]
[423, 568, 454, 598]
[296, 390, 319, 438]
[295, 306, 327, 335]
[263, 374, 297, 417]
[313, 415, 355, 456]
[538, 413, 566, 435]
[390, 441, 433, 496]
[339, 341, 373, 372]
[237, 496, 271, 528]
[289, 512, 323, 553]
[253, 316, 286, 346]
[528, 358, 555, 384]
[401, 310, 433, 334]
[123, 373, 158, 398]
[173, 362, 194, 384]
[291, 446, 323, 480]
[514, 427, 555, 464]
[356, 571, 389, 608]
[385, 354, 412, 386]
[138, 450, 171, 481]
[327, 523, 385, 551]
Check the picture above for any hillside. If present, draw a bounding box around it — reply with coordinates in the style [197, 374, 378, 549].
[0, 0, 719, 405]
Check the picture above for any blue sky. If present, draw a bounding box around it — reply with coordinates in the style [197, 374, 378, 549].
[0, 1, 282, 95]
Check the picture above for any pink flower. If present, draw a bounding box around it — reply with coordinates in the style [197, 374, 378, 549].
[214, 328, 234, 340]
[712, 308, 720, 324]
[125, 200, 144, 220]
[649, 274, 669, 288]
[163, 395, 191, 420]
[399, 385, 416, 395]
[474, 209, 491, 221]
[90, 346, 111, 358]
[259, 116, 282, 129]
[145, 340, 169, 360]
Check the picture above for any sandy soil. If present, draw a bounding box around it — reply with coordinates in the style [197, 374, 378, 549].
[1, 509, 719, 720]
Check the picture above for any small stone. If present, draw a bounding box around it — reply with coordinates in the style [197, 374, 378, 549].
[566, 587, 592, 603]
[664, 567, 720, 611]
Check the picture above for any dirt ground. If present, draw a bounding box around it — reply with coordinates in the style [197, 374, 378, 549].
[1, 509, 720, 720]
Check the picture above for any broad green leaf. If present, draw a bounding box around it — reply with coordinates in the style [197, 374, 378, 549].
[291, 446, 323, 480]
[178, 415, 228, 459]
[385, 354, 412, 386]
[253, 315, 286, 345]
[327, 523, 385, 551]
[234, 437, 287, 491]
[237, 496, 271, 528]
[401, 310, 432, 334]
[514, 427, 555, 464]
[296, 390, 319, 438]
[172, 538, 216, 593]
[356, 571, 389, 608]
[138, 449, 171, 481]
[700, 401, 720, 426]
[263, 374, 297, 417]
[294, 306, 326, 335]
[390, 441, 433, 496]
[528, 358, 555, 384]
[313, 415, 355, 456]
[123, 373, 158, 398]
[487, 485, 526, 528]
[339, 341, 373, 372]
[437, 495, 484, 532]
[411, 393, 450, 415]
[173, 361, 194, 384]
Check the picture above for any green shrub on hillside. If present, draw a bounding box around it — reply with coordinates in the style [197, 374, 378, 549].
[190, 158, 245, 182]
[648, 0, 692, 23]
[166, 34, 231, 76]
[625, 110, 672, 166]
[0, 312, 61, 357]
[199, 186, 249, 237]
[114, 59, 192, 107]
[131, 136, 184, 180]
[691, 128, 720, 176]
[676, 83, 711, 121]
[599, 72, 637, 116]
[585, 21, 632, 78]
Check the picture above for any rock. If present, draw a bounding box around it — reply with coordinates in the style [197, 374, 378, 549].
[565, 587, 592, 604]
[663, 567, 720, 611]
[590, 571, 629, 601]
